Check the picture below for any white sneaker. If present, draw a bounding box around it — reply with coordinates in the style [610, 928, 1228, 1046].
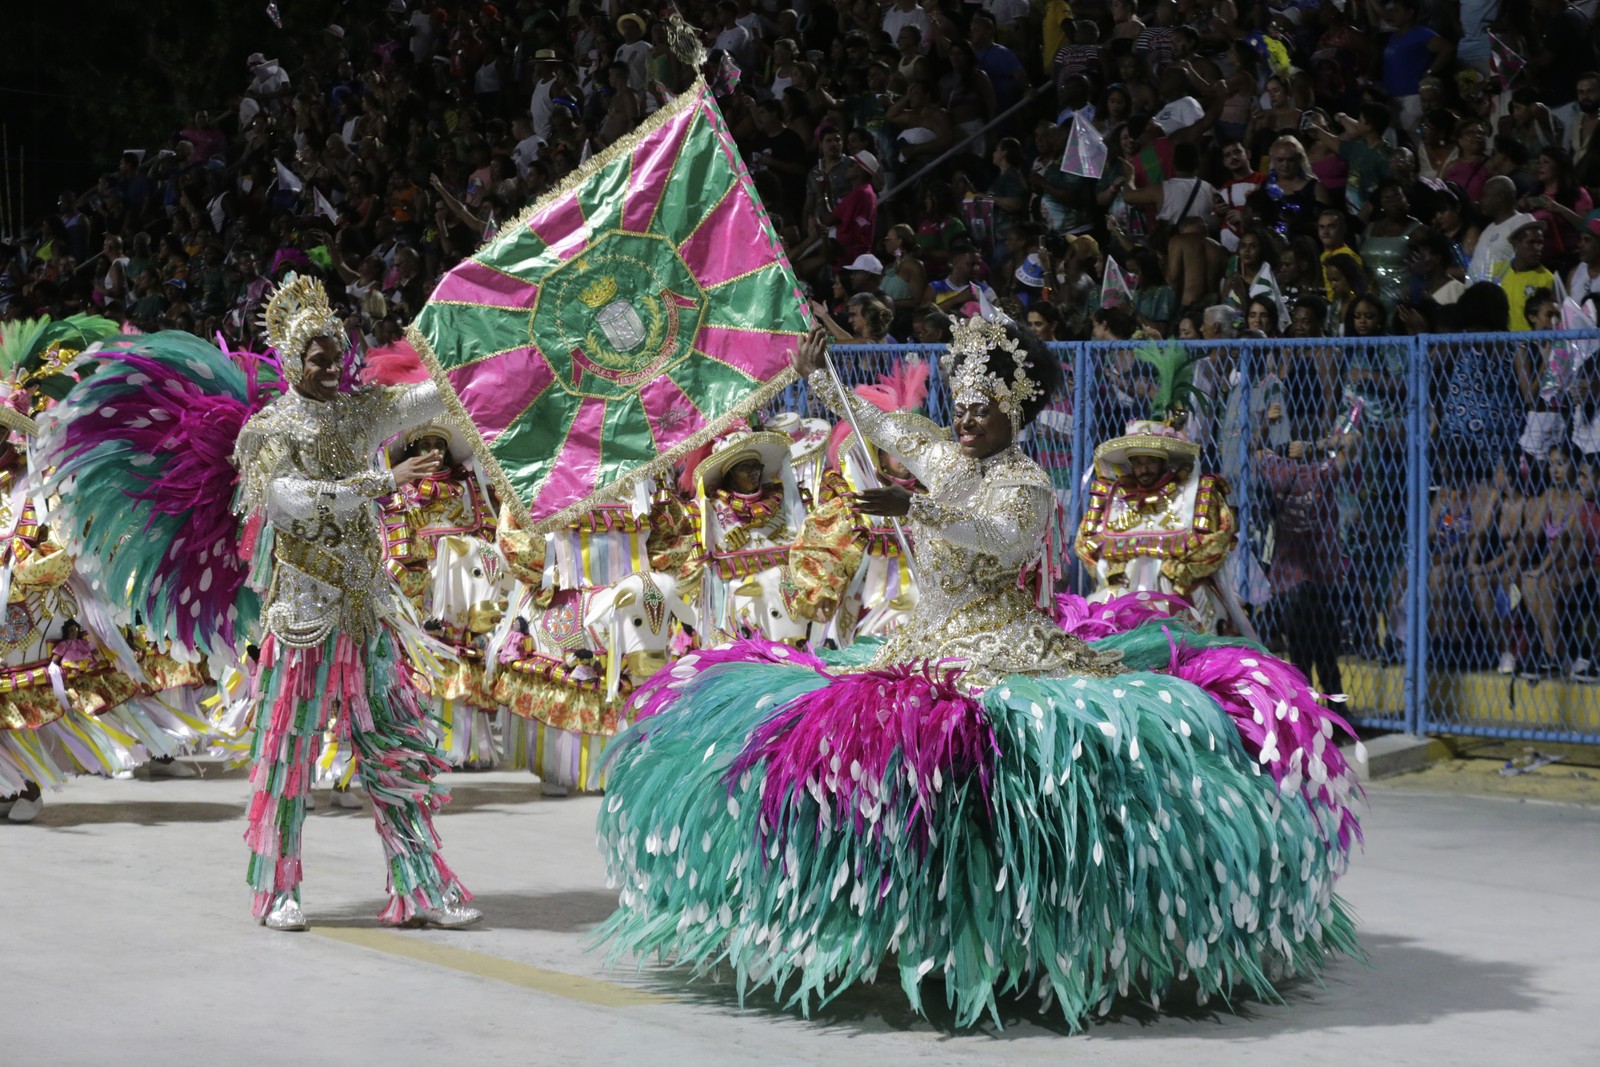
[332, 787, 362, 809]
[7, 795, 42, 823]
[538, 781, 570, 798]
[148, 758, 198, 779]
[1497, 651, 1516, 675]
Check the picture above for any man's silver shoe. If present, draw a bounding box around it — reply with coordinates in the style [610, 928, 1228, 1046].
[261, 894, 308, 931]
[407, 902, 483, 929]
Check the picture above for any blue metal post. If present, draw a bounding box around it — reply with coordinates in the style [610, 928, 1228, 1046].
[923, 344, 947, 424]
[1235, 343, 1254, 582]
[1067, 342, 1094, 548]
[1403, 336, 1430, 736]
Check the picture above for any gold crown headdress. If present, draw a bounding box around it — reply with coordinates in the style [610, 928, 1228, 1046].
[945, 317, 1041, 434]
[260, 274, 343, 382]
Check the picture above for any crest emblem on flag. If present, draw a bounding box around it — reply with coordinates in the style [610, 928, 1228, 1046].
[410, 79, 810, 533]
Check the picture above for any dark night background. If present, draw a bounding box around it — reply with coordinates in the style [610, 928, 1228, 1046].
[0, 0, 345, 229]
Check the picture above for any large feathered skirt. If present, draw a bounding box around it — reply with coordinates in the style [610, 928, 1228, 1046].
[594, 607, 1361, 1029]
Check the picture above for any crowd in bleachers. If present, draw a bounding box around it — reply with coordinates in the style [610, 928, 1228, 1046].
[2, 0, 1599, 681]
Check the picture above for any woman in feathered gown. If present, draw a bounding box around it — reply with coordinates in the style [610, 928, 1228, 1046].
[595, 320, 1362, 1028]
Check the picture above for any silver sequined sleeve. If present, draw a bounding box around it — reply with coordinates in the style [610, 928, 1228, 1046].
[366, 381, 447, 450]
[907, 481, 1052, 565]
[806, 369, 943, 485]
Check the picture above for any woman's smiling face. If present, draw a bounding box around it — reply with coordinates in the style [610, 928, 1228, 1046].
[952, 397, 1013, 459]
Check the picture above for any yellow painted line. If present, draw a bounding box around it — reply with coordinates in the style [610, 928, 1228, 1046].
[310, 927, 674, 1007]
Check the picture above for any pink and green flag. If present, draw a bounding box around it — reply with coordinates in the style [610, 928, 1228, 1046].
[410, 80, 809, 532]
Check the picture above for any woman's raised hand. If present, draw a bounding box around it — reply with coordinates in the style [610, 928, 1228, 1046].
[794, 325, 830, 377]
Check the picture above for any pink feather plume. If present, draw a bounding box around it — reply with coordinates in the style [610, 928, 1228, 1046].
[1164, 637, 1363, 854]
[854, 359, 929, 414]
[360, 339, 429, 385]
[1055, 590, 1192, 638]
[729, 659, 997, 853]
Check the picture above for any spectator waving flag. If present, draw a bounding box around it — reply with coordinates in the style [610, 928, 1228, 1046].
[1061, 107, 1107, 180]
[1489, 32, 1526, 89]
[273, 159, 303, 194]
[1546, 293, 1598, 400]
[410, 78, 809, 532]
[1100, 255, 1136, 310]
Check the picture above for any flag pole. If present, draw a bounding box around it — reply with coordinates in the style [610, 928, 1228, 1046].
[821, 345, 920, 585]
[2, 125, 10, 239]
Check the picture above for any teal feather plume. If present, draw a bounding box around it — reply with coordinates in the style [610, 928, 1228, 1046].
[1134, 339, 1211, 422]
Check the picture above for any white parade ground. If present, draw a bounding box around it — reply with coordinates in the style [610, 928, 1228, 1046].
[4, 764, 1595, 1066]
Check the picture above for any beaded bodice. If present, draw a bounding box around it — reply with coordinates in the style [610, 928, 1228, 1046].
[808, 372, 1118, 687]
[233, 382, 444, 647]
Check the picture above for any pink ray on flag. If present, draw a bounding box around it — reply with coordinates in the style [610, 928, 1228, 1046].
[638, 374, 709, 453]
[445, 347, 555, 444]
[432, 259, 540, 308]
[693, 324, 794, 380]
[621, 121, 688, 233]
[535, 396, 607, 512]
[524, 195, 589, 261]
[676, 185, 773, 289]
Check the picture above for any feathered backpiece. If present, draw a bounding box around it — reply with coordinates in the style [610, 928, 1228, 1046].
[38, 331, 284, 661]
[0, 314, 121, 401]
[260, 274, 341, 382]
[1134, 340, 1210, 423]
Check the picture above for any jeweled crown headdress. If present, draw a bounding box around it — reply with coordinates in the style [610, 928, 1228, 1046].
[260, 274, 343, 382]
[945, 317, 1041, 434]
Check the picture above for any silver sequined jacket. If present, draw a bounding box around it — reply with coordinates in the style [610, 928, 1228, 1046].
[233, 383, 445, 649]
[809, 371, 1117, 687]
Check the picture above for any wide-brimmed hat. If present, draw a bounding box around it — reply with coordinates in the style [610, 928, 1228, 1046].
[695, 428, 792, 492]
[617, 12, 647, 34]
[762, 412, 802, 437]
[791, 417, 833, 463]
[384, 420, 473, 465]
[766, 412, 833, 464]
[1093, 420, 1200, 478]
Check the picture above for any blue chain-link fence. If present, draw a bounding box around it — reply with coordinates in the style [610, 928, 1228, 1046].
[783, 333, 1600, 744]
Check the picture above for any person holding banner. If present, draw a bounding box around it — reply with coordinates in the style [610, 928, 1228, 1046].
[789, 361, 939, 642]
[595, 319, 1361, 1030]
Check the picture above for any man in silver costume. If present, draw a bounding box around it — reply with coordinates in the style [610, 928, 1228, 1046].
[233, 276, 479, 931]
